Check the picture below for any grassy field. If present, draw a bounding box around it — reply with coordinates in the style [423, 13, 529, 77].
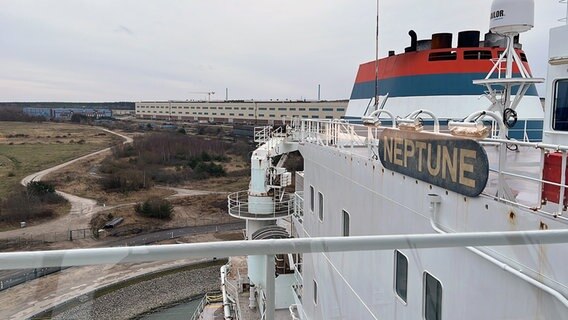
[0, 122, 123, 198]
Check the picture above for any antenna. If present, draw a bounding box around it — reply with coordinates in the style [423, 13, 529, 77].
[374, 0, 379, 108]
[561, 0, 568, 24]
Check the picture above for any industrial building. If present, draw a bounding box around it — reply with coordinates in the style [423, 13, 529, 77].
[23, 107, 112, 120]
[135, 100, 348, 124]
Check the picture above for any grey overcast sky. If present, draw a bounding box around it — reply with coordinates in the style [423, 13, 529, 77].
[0, 1, 564, 102]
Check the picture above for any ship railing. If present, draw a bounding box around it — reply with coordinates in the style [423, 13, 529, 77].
[559, 0, 567, 23]
[224, 272, 243, 320]
[228, 191, 295, 220]
[189, 291, 223, 320]
[481, 137, 568, 220]
[293, 262, 304, 284]
[5, 231, 568, 320]
[254, 126, 269, 144]
[289, 304, 302, 320]
[299, 119, 368, 149]
[293, 192, 304, 223]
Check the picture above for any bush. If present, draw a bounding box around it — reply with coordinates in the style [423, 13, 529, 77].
[27, 181, 55, 196]
[135, 198, 173, 219]
[0, 189, 59, 223]
[100, 169, 149, 193]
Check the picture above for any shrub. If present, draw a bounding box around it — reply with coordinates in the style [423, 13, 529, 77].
[192, 162, 226, 180]
[27, 181, 55, 196]
[135, 198, 173, 219]
[100, 169, 149, 193]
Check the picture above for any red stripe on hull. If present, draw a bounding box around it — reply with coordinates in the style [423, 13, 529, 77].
[355, 47, 533, 83]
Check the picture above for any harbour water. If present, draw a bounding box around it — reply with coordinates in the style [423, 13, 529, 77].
[139, 297, 203, 320]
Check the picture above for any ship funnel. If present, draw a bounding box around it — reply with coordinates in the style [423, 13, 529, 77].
[458, 31, 480, 48]
[431, 33, 452, 49]
[489, 0, 534, 34]
[408, 30, 417, 52]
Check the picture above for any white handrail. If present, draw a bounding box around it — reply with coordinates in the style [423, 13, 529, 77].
[3, 230, 568, 270]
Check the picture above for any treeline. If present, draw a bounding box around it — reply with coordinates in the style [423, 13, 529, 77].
[0, 102, 134, 110]
[0, 182, 66, 223]
[100, 132, 251, 192]
[0, 107, 45, 122]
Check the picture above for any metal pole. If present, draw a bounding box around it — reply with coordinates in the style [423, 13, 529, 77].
[3, 230, 568, 270]
[265, 255, 275, 320]
[374, 0, 379, 108]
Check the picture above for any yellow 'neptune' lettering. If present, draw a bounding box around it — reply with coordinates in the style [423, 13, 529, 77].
[384, 136, 394, 163]
[415, 141, 427, 172]
[442, 146, 458, 182]
[459, 149, 476, 188]
[404, 139, 415, 167]
[393, 137, 404, 166]
[427, 144, 441, 176]
[382, 134, 480, 190]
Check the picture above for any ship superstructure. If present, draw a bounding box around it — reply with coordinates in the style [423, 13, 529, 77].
[223, 0, 568, 319]
[346, 13, 544, 142]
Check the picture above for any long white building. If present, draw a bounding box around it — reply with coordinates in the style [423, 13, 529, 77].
[135, 100, 347, 124]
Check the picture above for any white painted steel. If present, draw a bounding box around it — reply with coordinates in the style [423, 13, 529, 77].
[347, 95, 543, 121]
[428, 199, 568, 310]
[490, 0, 534, 34]
[220, 265, 233, 320]
[2, 230, 568, 270]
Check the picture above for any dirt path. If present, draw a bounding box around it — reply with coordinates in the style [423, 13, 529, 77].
[157, 186, 228, 199]
[0, 128, 133, 241]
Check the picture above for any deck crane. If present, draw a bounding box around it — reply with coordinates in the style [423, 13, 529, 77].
[188, 91, 215, 102]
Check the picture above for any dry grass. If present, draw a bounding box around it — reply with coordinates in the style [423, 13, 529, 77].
[95, 193, 240, 237]
[0, 122, 122, 197]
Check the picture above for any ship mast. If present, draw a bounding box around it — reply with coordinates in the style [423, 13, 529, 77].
[473, 0, 543, 140]
[374, 0, 379, 109]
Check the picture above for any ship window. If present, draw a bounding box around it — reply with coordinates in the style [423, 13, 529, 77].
[428, 51, 457, 61]
[318, 192, 324, 222]
[424, 272, 442, 320]
[310, 186, 315, 212]
[463, 50, 492, 60]
[342, 210, 350, 236]
[394, 250, 408, 303]
[553, 79, 568, 131]
[313, 280, 318, 305]
[520, 52, 528, 62]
